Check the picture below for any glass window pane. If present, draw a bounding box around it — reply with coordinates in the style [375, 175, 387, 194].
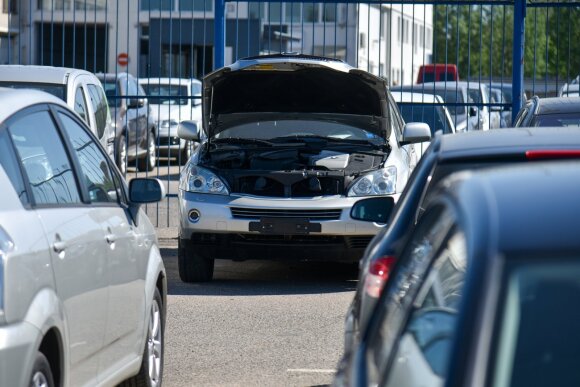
[304, 4, 319, 23]
[267, 2, 282, 23]
[285, 3, 301, 23]
[248, 3, 264, 19]
[58, 113, 119, 204]
[0, 131, 29, 205]
[323, 3, 337, 22]
[74, 87, 88, 125]
[9, 110, 81, 205]
[140, 0, 174, 11]
[87, 84, 110, 139]
[179, 0, 212, 12]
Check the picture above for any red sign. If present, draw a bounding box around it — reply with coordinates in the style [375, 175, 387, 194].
[117, 53, 129, 67]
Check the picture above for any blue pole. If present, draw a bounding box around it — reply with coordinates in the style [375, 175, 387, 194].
[214, 0, 226, 69]
[512, 0, 526, 124]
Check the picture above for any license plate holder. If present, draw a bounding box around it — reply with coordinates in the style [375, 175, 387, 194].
[249, 217, 321, 234]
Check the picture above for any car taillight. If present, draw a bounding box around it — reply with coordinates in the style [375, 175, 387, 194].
[526, 150, 580, 160]
[364, 256, 396, 299]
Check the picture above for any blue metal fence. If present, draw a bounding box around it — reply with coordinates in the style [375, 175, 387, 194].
[1, 0, 579, 226]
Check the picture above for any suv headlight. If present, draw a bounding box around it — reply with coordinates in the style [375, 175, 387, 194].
[348, 166, 397, 197]
[179, 165, 229, 195]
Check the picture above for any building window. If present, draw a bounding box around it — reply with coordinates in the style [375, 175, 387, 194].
[285, 3, 301, 23]
[304, 3, 319, 23]
[3, 0, 17, 13]
[179, 0, 213, 11]
[140, 0, 174, 11]
[323, 3, 337, 22]
[267, 2, 282, 23]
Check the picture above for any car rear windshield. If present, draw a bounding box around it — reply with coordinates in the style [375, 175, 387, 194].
[492, 259, 580, 387]
[430, 88, 466, 115]
[0, 81, 66, 100]
[397, 103, 453, 134]
[531, 112, 580, 127]
[140, 84, 189, 105]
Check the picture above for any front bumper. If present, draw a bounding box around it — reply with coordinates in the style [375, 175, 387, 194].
[179, 191, 397, 261]
[0, 321, 42, 387]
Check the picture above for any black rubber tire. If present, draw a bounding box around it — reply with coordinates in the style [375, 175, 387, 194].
[116, 133, 127, 175]
[137, 132, 156, 172]
[119, 288, 164, 387]
[178, 239, 214, 282]
[30, 352, 55, 387]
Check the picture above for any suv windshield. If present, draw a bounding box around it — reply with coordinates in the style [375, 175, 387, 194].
[140, 84, 189, 105]
[0, 82, 66, 100]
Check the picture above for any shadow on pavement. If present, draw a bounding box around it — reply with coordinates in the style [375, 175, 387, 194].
[161, 247, 359, 297]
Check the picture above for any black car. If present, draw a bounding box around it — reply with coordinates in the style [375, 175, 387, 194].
[514, 95, 580, 127]
[336, 161, 580, 387]
[342, 127, 580, 357]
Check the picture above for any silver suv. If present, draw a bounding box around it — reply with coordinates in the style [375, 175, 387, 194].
[176, 54, 431, 282]
[0, 88, 166, 387]
[0, 65, 116, 160]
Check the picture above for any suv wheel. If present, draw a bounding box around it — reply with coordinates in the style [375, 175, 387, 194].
[178, 240, 214, 282]
[119, 288, 164, 387]
[138, 131, 156, 172]
[30, 352, 55, 387]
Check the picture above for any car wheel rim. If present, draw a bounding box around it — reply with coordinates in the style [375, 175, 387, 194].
[148, 135, 156, 168]
[147, 299, 162, 386]
[31, 371, 49, 387]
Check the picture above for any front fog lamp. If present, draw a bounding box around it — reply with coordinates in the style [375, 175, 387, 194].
[348, 166, 397, 197]
[179, 165, 229, 195]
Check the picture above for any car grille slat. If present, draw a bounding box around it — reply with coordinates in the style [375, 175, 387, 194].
[230, 207, 342, 221]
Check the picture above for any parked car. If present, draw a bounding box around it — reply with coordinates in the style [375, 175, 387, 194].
[0, 65, 115, 160]
[514, 96, 580, 127]
[139, 77, 202, 164]
[340, 127, 580, 357]
[465, 82, 496, 130]
[489, 86, 509, 127]
[176, 54, 431, 282]
[489, 82, 526, 126]
[391, 82, 480, 132]
[97, 72, 157, 173]
[559, 77, 580, 97]
[0, 88, 167, 387]
[391, 91, 455, 135]
[336, 160, 580, 387]
[416, 64, 459, 84]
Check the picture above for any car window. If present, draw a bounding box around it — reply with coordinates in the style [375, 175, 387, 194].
[128, 78, 139, 97]
[74, 87, 89, 124]
[397, 104, 451, 135]
[365, 205, 455, 386]
[383, 229, 468, 387]
[468, 89, 482, 105]
[530, 112, 580, 127]
[0, 130, 30, 205]
[492, 259, 580, 387]
[9, 110, 81, 206]
[140, 83, 189, 105]
[87, 84, 110, 139]
[100, 79, 121, 108]
[57, 112, 119, 204]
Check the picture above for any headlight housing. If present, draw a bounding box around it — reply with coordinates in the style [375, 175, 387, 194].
[179, 165, 229, 195]
[348, 166, 397, 197]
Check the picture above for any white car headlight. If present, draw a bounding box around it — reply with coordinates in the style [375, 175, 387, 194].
[179, 165, 229, 195]
[348, 166, 397, 197]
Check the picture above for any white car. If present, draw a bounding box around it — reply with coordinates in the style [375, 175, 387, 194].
[0, 65, 116, 160]
[0, 88, 167, 387]
[139, 77, 202, 164]
[176, 54, 431, 282]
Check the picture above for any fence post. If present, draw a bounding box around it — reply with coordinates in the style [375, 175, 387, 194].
[214, 0, 226, 69]
[512, 0, 526, 122]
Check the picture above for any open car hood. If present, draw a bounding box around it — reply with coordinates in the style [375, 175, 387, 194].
[202, 55, 390, 140]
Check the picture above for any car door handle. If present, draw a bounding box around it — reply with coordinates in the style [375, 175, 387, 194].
[52, 241, 66, 254]
[105, 234, 116, 244]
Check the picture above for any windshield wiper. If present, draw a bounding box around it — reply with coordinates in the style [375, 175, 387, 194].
[212, 137, 273, 146]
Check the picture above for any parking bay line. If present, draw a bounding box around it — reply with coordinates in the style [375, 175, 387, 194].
[287, 369, 336, 374]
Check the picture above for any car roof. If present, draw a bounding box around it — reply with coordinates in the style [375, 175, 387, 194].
[391, 91, 441, 103]
[437, 127, 580, 160]
[96, 72, 131, 82]
[0, 87, 68, 123]
[533, 96, 580, 115]
[138, 77, 201, 85]
[0, 65, 95, 84]
[444, 161, 580, 255]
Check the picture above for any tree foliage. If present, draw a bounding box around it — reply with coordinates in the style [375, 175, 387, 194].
[432, 4, 580, 81]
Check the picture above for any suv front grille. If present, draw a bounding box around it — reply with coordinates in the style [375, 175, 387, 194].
[230, 207, 342, 221]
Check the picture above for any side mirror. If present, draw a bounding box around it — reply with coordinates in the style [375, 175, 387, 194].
[351, 197, 395, 224]
[127, 98, 145, 109]
[129, 178, 166, 203]
[178, 120, 200, 142]
[469, 106, 478, 117]
[402, 122, 431, 145]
